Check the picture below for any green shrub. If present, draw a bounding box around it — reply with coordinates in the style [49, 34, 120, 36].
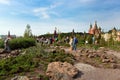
[0, 53, 37, 76]
[0, 39, 4, 48]
[0, 38, 36, 50]
[9, 38, 36, 50]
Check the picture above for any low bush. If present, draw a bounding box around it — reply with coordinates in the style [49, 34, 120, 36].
[0, 53, 37, 76]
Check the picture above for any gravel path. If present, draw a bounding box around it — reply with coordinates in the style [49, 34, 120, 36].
[74, 63, 120, 80]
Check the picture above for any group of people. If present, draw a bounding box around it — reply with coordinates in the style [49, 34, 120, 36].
[3, 36, 78, 53]
[69, 36, 78, 51]
[36, 37, 58, 45]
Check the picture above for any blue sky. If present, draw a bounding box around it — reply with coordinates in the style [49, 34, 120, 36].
[0, 0, 120, 36]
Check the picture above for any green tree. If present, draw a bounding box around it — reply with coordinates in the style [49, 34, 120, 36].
[24, 24, 33, 38]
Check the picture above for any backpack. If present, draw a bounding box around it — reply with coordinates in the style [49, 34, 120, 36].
[74, 38, 78, 44]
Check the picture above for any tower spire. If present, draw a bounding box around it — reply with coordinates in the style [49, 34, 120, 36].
[8, 31, 10, 38]
[94, 21, 97, 29]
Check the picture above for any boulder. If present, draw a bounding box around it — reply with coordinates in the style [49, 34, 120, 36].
[46, 62, 79, 80]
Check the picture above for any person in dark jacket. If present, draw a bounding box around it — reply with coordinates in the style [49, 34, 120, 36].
[73, 36, 78, 51]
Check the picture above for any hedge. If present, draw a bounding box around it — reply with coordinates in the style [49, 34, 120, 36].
[0, 38, 36, 50]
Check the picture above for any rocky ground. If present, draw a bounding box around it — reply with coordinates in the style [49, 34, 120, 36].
[43, 46, 120, 80]
[1, 46, 120, 80]
[64, 47, 120, 80]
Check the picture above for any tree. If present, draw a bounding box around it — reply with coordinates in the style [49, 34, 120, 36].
[24, 24, 33, 38]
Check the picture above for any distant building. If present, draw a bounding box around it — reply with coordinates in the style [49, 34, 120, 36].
[54, 27, 58, 38]
[116, 30, 120, 41]
[72, 29, 75, 36]
[88, 21, 102, 44]
[102, 33, 111, 41]
[102, 27, 120, 41]
[88, 21, 101, 35]
[0, 35, 7, 39]
[0, 31, 16, 40]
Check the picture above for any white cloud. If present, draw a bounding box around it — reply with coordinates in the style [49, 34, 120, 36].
[0, 0, 10, 5]
[33, 7, 50, 19]
[78, 0, 95, 3]
[41, 12, 50, 19]
[50, 2, 63, 8]
[33, 2, 61, 19]
[33, 7, 48, 13]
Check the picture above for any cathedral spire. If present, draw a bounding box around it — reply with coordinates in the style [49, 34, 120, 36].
[8, 31, 10, 37]
[90, 23, 92, 28]
[54, 27, 57, 38]
[94, 21, 97, 29]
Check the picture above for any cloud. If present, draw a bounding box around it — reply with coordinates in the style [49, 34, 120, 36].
[78, 0, 95, 3]
[33, 2, 61, 19]
[0, 0, 10, 5]
[41, 12, 50, 19]
[33, 7, 50, 19]
[50, 2, 63, 8]
[33, 7, 48, 13]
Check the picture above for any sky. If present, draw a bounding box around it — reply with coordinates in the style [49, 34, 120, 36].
[0, 0, 120, 36]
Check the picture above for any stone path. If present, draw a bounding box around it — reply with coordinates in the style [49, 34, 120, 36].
[74, 63, 120, 80]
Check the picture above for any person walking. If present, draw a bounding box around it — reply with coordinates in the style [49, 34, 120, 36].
[73, 36, 78, 51]
[4, 38, 11, 52]
[69, 36, 73, 51]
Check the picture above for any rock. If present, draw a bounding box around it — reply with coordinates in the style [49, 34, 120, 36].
[88, 54, 94, 58]
[50, 72, 73, 80]
[74, 63, 95, 72]
[102, 59, 110, 63]
[52, 50, 56, 53]
[11, 76, 29, 80]
[85, 49, 89, 53]
[80, 48, 86, 53]
[46, 62, 79, 80]
[11, 50, 19, 56]
[109, 58, 116, 63]
[21, 51, 26, 55]
[85, 53, 90, 57]
[111, 64, 120, 69]
[100, 54, 107, 59]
